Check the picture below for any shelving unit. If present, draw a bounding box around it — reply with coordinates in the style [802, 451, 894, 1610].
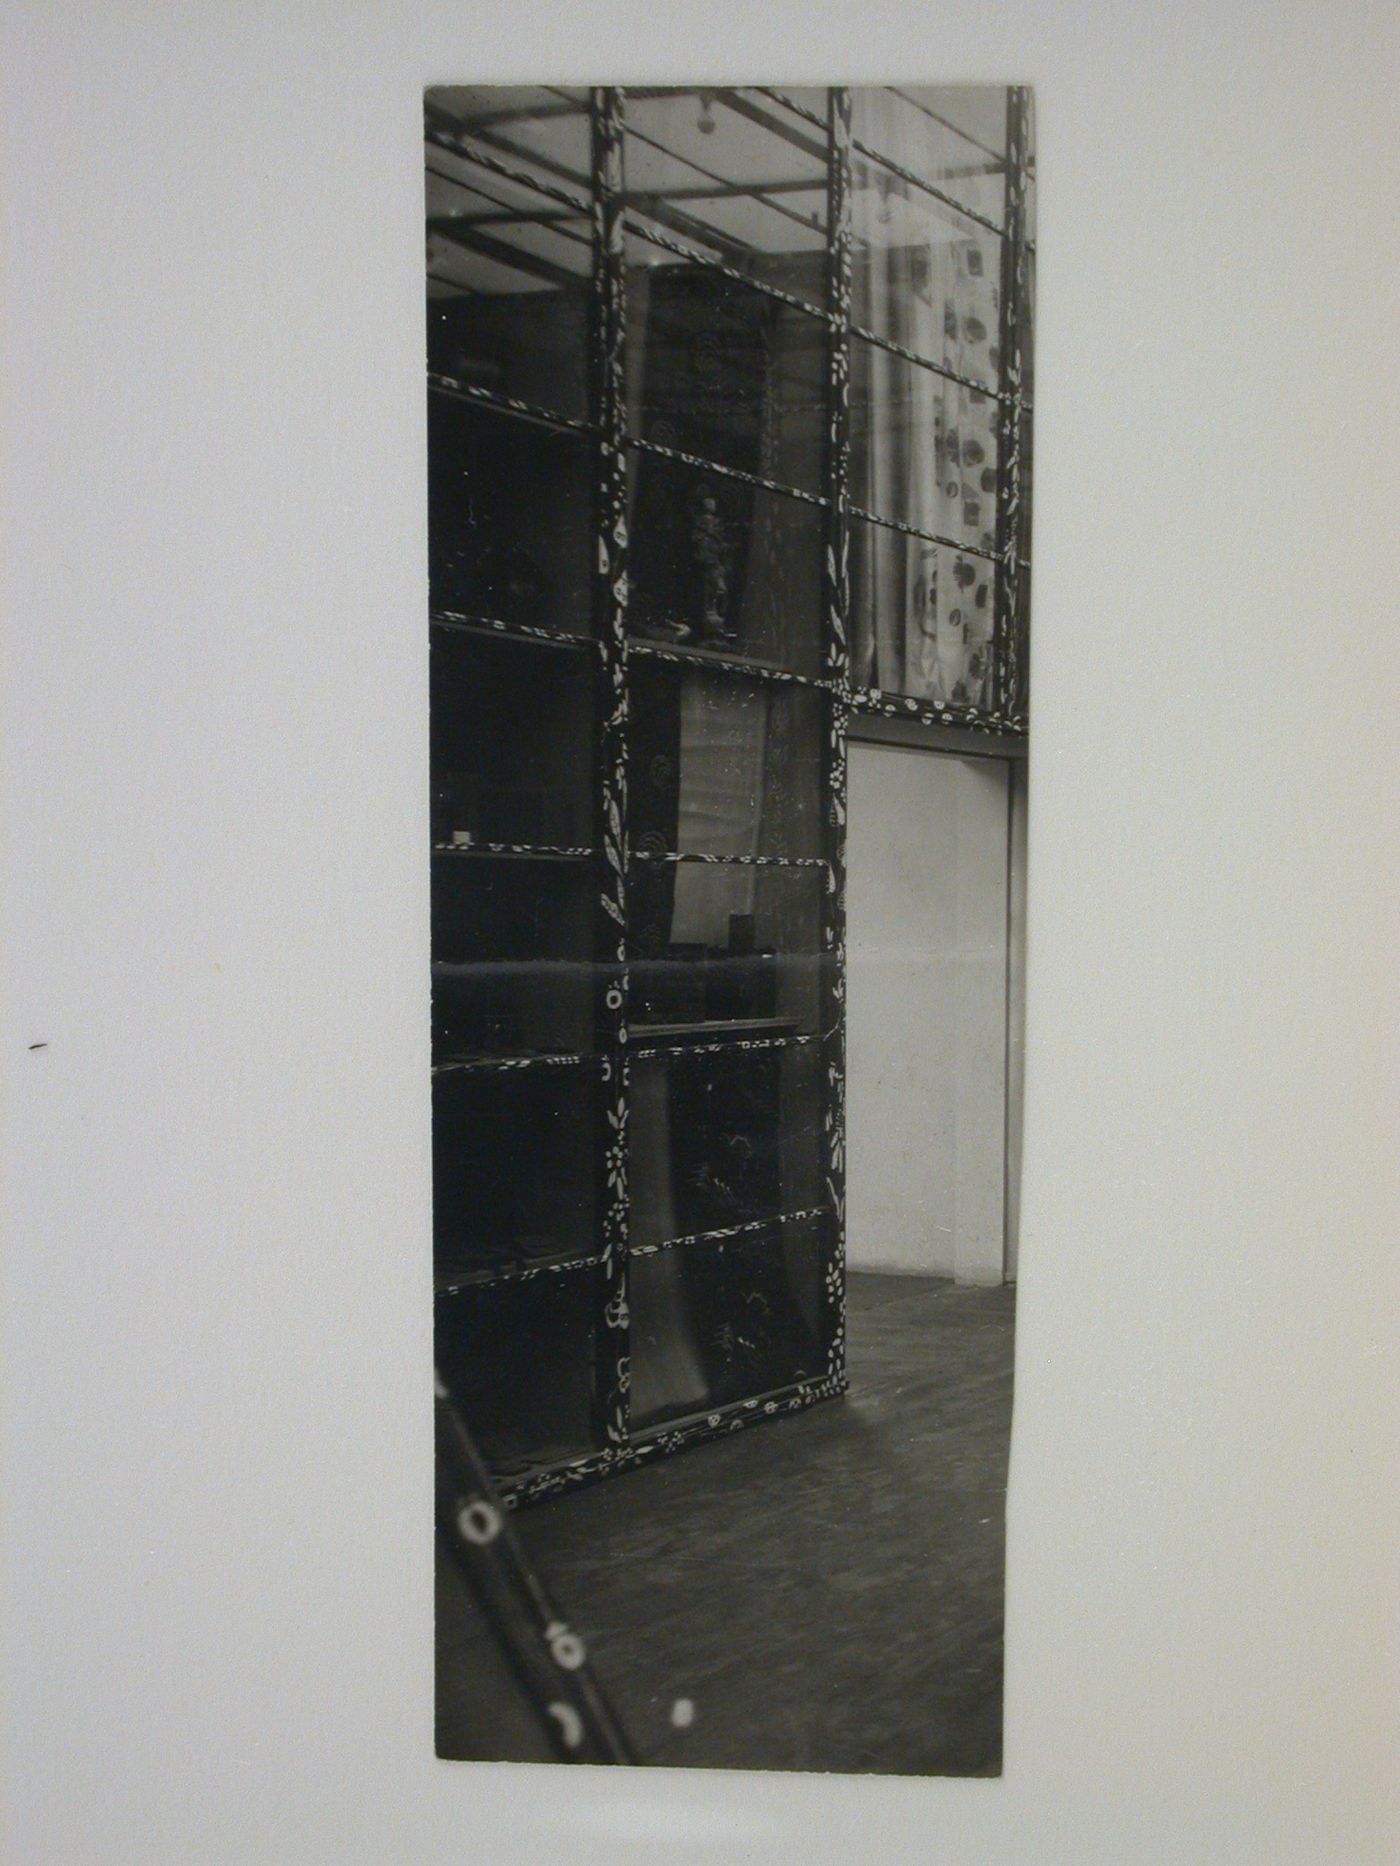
[428, 85, 1034, 1503]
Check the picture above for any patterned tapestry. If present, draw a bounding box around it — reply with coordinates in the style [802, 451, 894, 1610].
[849, 93, 1003, 707]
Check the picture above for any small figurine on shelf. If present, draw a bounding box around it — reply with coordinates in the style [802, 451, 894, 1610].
[690, 486, 736, 647]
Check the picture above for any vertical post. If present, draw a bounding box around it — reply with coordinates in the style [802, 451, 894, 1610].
[590, 88, 631, 1449]
[993, 86, 1031, 720]
[819, 88, 852, 1386]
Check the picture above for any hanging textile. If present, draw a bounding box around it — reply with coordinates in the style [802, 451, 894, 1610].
[850, 95, 1001, 706]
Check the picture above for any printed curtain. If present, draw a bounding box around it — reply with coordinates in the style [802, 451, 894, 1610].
[850, 96, 1001, 707]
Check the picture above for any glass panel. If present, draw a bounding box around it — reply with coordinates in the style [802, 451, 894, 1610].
[435, 1270, 598, 1476]
[433, 1066, 595, 1275]
[629, 661, 823, 862]
[432, 859, 594, 1057]
[852, 85, 1008, 226]
[623, 86, 827, 313]
[427, 397, 592, 634]
[906, 83, 1009, 157]
[1019, 236, 1036, 403]
[432, 630, 594, 850]
[1013, 406, 1033, 555]
[626, 448, 822, 676]
[628, 861, 825, 1037]
[625, 238, 826, 496]
[630, 1214, 828, 1428]
[629, 1042, 821, 1248]
[850, 336, 1000, 554]
[849, 513, 996, 708]
[850, 152, 1001, 388]
[426, 86, 593, 191]
[1011, 407, 1032, 715]
[425, 166, 591, 424]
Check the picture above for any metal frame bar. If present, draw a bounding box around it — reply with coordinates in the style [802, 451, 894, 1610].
[847, 682, 1026, 738]
[819, 86, 853, 1391]
[621, 212, 827, 322]
[992, 87, 1031, 717]
[850, 500, 1002, 567]
[436, 612, 593, 656]
[424, 158, 595, 253]
[430, 611, 592, 651]
[628, 636, 827, 689]
[430, 843, 594, 860]
[849, 318, 1005, 404]
[623, 93, 827, 238]
[425, 113, 593, 217]
[436, 1374, 635, 1763]
[432, 1052, 592, 1077]
[499, 1368, 849, 1508]
[850, 134, 1005, 240]
[426, 213, 586, 292]
[436, 1252, 606, 1296]
[427, 372, 595, 438]
[630, 1204, 833, 1260]
[629, 1030, 816, 1061]
[627, 432, 826, 509]
[629, 848, 828, 870]
[713, 87, 830, 168]
[588, 88, 632, 1453]
[886, 86, 1008, 170]
[755, 86, 829, 134]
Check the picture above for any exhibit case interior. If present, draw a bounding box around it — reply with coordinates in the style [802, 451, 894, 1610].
[427, 85, 1035, 1502]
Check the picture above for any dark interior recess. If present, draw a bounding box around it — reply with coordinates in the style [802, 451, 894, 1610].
[427, 396, 592, 635]
[433, 1064, 596, 1274]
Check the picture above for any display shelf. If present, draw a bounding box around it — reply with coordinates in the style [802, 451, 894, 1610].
[627, 430, 826, 508]
[427, 371, 597, 438]
[849, 319, 1012, 404]
[629, 1203, 832, 1258]
[627, 634, 826, 688]
[629, 849, 827, 869]
[849, 133, 1005, 239]
[436, 1250, 604, 1295]
[622, 211, 830, 324]
[432, 842, 594, 861]
[430, 611, 592, 652]
[431, 1049, 593, 1076]
[849, 499, 1002, 566]
[629, 1015, 805, 1051]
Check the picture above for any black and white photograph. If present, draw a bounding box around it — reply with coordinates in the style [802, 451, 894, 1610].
[427, 83, 1034, 1774]
[4, 4, 1396, 1863]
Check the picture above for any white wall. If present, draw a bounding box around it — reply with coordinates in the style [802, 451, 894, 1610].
[3, 6, 1396, 1866]
[846, 745, 1010, 1283]
[1005, 763, 1028, 1279]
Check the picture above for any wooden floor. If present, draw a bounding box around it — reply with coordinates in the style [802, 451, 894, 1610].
[436, 1271, 1016, 1776]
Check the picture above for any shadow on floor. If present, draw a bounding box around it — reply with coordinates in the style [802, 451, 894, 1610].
[437, 1271, 1015, 1775]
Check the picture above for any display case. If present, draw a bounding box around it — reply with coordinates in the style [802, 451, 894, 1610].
[428, 85, 1034, 1502]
